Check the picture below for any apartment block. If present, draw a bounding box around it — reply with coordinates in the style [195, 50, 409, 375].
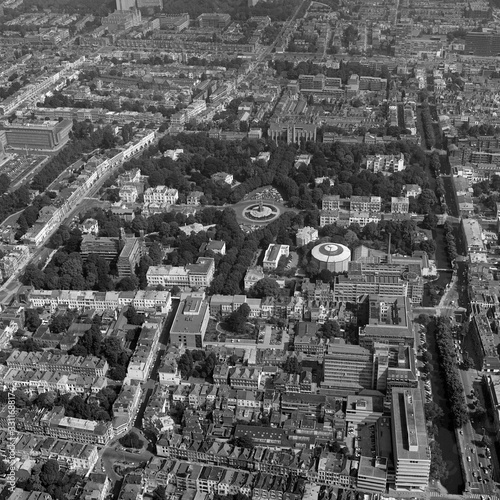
[391, 388, 430, 491]
[170, 294, 210, 348]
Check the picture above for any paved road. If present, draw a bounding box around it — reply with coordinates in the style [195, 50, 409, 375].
[101, 446, 153, 481]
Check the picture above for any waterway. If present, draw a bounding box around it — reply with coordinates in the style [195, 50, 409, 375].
[426, 322, 465, 494]
[423, 227, 453, 306]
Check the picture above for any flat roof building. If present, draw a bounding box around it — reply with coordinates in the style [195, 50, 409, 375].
[170, 295, 210, 349]
[391, 387, 430, 491]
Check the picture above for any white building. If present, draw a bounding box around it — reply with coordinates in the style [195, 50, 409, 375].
[262, 244, 289, 270]
[119, 185, 138, 203]
[366, 153, 405, 174]
[144, 185, 179, 205]
[296, 226, 318, 246]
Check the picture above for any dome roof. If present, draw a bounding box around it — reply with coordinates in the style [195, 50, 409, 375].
[311, 243, 351, 263]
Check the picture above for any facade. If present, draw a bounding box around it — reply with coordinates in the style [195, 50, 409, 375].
[366, 154, 405, 174]
[322, 342, 373, 393]
[144, 185, 179, 205]
[391, 388, 430, 491]
[391, 197, 410, 214]
[117, 238, 144, 278]
[146, 257, 215, 288]
[244, 266, 265, 291]
[81, 235, 119, 261]
[0, 120, 72, 151]
[170, 295, 210, 348]
[470, 315, 500, 372]
[311, 243, 351, 273]
[461, 219, 485, 254]
[27, 289, 171, 313]
[263, 244, 289, 271]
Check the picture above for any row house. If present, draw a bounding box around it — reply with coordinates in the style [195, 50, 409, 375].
[6, 350, 108, 377]
[112, 384, 142, 435]
[1, 368, 106, 396]
[229, 367, 262, 390]
[27, 288, 172, 313]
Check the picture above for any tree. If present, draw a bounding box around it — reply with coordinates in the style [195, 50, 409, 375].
[40, 459, 61, 487]
[319, 320, 341, 339]
[424, 401, 444, 422]
[116, 276, 139, 291]
[225, 303, 251, 334]
[24, 309, 42, 332]
[283, 355, 302, 374]
[119, 431, 143, 449]
[149, 241, 163, 265]
[234, 435, 255, 449]
[248, 278, 280, 298]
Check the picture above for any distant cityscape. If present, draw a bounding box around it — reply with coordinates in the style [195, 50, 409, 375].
[0, 0, 500, 500]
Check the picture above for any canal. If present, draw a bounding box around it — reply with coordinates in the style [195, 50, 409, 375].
[423, 227, 453, 306]
[426, 321, 465, 494]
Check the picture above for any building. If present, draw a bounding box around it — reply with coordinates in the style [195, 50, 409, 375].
[465, 32, 500, 56]
[360, 296, 413, 347]
[200, 240, 226, 256]
[244, 267, 265, 292]
[0, 245, 30, 280]
[158, 13, 190, 31]
[311, 243, 351, 273]
[356, 456, 388, 493]
[6, 350, 108, 377]
[112, 384, 142, 435]
[116, 0, 137, 10]
[391, 197, 410, 214]
[187, 191, 204, 205]
[170, 295, 210, 348]
[27, 289, 171, 313]
[263, 244, 289, 271]
[102, 9, 141, 32]
[119, 185, 138, 203]
[470, 315, 500, 372]
[81, 235, 119, 262]
[144, 185, 179, 205]
[268, 122, 317, 144]
[366, 154, 405, 174]
[391, 388, 430, 491]
[117, 238, 144, 278]
[146, 257, 215, 288]
[296, 227, 318, 247]
[461, 219, 485, 254]
[197, 13, 231, 28]
[403, 184, 422, 198]
[322, 341, 373, 394]
[0, 120, 72, 151]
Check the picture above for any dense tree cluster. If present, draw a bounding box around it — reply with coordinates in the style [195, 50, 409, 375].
[429, 441, 449, 482]
[159, 0, 302, 20]
[248, 278, 281, 298]
[225, 303, 251, 334]
[419, 104, 435, 149]
[434, 317, 469, 427]
[69, 318, 130, 380]
[119, 431, 143, 449]
[178, 350, 218, 380]
[443, 221, 458, 262]
[17, 459, 80, 500]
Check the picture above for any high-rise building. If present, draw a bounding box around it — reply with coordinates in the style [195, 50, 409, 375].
[117, 238, 144, 278]
[391, 388, 430, 491]
[81, 235, 119, 262]
[116, 0, 136, 10]
[465, 32, 500, 56]
[322, 341, 373, 394]
[1, 120, 72, 151]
